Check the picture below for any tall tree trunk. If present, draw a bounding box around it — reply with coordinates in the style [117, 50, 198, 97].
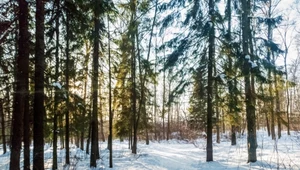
[130, 0, 138, 154]
[274, 58, 281, 139]
[261, 84, 270, 136]
[265, 104, 270, 136]
[214, 63, 220, 144]
[269, 74, 275, 140]
[65, 8, 70, 165]
[53, 0, 60, 168]
[86, 116, 91, 154]
[82, 41, 90, 151]
[9, 0, 29, 169]
[266, 0, 275, 140]
[226, 0, 237, 146]
[284, 43, 290, 135]
[0, 100, 6, 154]
[142, 0, 158, 144]
[222, 110, 225, 133]
[23, 81, 30, 170]
[206, 0, 215, 162]
[99, 87, 105, 142]
[59, 114, 64, 148]
[23, 9, 30, 166]
[162, 46, 166, 140]
[107, 14, 113, 168]
[241, 0, 257, 162]
[5, 87, 11, 149]
[167, 79, 171, 141]
[11, 6, 18, 151]
[154, 39, 157, 141]
[33, 0, 45, 168]
[90, 0, 100, 166]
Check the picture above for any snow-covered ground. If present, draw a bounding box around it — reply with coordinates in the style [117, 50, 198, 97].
[1, 130, 300, 169]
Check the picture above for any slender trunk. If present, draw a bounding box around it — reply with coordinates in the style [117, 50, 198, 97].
[162, 49, 166, 140]
[23, 40, 30, 170]
[33, 0, 45, 168]
[285, 53, 290, 135]
[222, 110, 225, 133]
[86, 118, 91, 154]
[216, 106, 220, 144]
[266, 109, 270, 136]
[241, 0, 257, 162]
[59, 114, 64, 148]
[129, 129, 132, 149]
[273, 59, 281, 139]
[214, 62, 220, 144]
[53, 114, 58, 168]
[82, 42, 90, 151]
[142, 0, 158, 144]
[145, 124, 149, 145]
[130, 0, 138, 154]
[53, 0, 60, 168]
[23, 89, 30, 170]
[90, 0, 100, 166]
[99, 87, 105, 142]
[22, 1, 30, 165]
[167, 80, 171, 141]
[0, 100, 6, 154]
[65, 8, 70, 165]
[154, 40, 157, 140]
[108, 14, 113, 168]
[206, 0, 215, 162]
[231, 125, 236, 145]
[226, 0, 236, 146]
[5, 87, 11, 149]
[10, 8, 18, 151]
[269, 74, 275, 140]
[153, 61, 157, 140]
[266, 0, 275, 140]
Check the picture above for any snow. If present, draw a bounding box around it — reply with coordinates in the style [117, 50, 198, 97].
[52, 82, 62, 89]
[245, 55, 250, 60]
[1, 130, 300, 169]
[249, 61, 258, 68]
[219, 73, 226, 83]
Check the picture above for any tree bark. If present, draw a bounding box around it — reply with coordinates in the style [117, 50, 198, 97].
[53, 0, 60, 168]
[108, 14, 113, 168]
[167, 79, 171, 141]
[274, 56, 281, 139]
[33, 0, 45, 168]
[130, 0, 138, 154]
[99, 87, 105, 142]
[0, 100, 6, 154]
[65, 7, 70, 165]
[90, 0, 100, 166]
[266, 0, 275, 140]
[9, 0, 29, 169]
[206, 0, 215, 162]
[241, 0, 257, 162]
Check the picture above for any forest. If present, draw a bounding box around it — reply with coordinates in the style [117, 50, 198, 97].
[0, 0, 300, 169]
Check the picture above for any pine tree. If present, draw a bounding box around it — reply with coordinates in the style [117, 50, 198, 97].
[9, 0, 29, 169]
[206, 0, 215, 162]
[33, 0, 45, 168]
[90, 0, 101, 166]
[241, 0, 257, 162]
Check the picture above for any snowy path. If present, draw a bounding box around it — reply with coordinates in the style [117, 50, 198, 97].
[1, 130, 300, 169]
[122, 142, 202, 170]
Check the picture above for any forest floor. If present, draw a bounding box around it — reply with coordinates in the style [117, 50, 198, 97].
[1, 130, 300, 169]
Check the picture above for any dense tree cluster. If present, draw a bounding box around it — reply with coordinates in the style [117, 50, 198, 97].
[0, 0, 299, 169]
